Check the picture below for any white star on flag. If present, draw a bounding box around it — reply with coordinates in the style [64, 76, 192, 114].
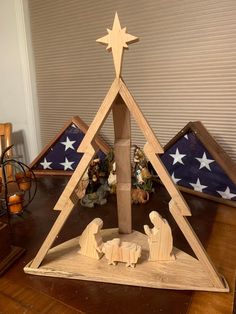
[184, 134, 188, 140]
[171, 172, 181, 184]
[190, 178, 208, 192]
[217, 187, 236, 200]
[60, 157, 75, 170]
[61, 137, 76, 151]
[195, 152, 214, 171]
[170, 148, 186, 165]
[40, 158, 52, 169]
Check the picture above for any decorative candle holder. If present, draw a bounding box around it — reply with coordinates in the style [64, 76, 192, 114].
[0, 145, 37, 217]
[15, 171, 32, 191]
[7, 192, 24, 214]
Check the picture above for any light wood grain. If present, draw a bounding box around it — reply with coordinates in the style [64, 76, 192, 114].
[144, 211, 175, 261]
[25, 229, 228, 292]
[78, 78, 120, 153]
[169, 199, 225, 289]
[114, 139, 131, 183]
[119, 80, 163, 154]
[30, 144, 97, 269]
[113, 96, 132, 233]
[13, 175, 235, 312]
[78, 218, 104, 259]
[102, 238, 141, 267]
[28, 16, 230, 296]
[96, 13, 138, 78]
[112, 96, 131, 140]
[116, 183, 132, 234]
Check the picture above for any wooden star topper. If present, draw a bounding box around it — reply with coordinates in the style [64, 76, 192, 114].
[96, 13, 138, 78]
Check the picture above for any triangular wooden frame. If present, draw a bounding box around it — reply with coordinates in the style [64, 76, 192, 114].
[25, 14, 228, 292]
[30, 116, 110, 176]
[162, 121, 236, 207]
[26, 78, 228, 292]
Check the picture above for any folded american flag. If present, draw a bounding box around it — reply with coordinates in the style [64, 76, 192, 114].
[33, 124, 106, 171]
[161, 131, 236, 201]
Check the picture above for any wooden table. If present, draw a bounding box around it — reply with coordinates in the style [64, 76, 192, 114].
[0, 176, 235, 313]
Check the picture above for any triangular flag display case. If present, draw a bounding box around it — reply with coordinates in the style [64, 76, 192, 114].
[30, 116, 110, 175]
[161, 121, 236, 208]
[24, 14, 229, 292]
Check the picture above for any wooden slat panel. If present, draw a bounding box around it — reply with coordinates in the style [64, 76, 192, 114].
[28, 0, 236, 161]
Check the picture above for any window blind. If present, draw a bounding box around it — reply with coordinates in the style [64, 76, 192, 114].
[28, 0, 236, 161]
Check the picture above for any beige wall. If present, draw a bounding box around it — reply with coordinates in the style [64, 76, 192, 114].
[0, 0, 40, 163]
[29, 0, 236, 161]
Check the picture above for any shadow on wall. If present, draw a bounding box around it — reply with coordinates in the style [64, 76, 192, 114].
[12, 130, 29, 165]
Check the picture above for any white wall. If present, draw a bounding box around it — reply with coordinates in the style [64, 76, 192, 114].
[0, 0, 40, 163]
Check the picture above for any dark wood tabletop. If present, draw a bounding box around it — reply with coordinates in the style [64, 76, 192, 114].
[0, 176, 235, 313]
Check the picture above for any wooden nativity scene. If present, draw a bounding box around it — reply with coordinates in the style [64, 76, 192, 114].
[24, 13, 229, 292]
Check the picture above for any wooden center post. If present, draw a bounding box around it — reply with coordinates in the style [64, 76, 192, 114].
[112, 95, 132, 233]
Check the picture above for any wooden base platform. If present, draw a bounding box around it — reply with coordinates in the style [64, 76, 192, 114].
[0, 246, 25, 276]
[24, 229, 228, 292]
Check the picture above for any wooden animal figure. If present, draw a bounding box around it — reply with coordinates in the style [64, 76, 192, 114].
[78, 218, 104, 259]
[102, 238, 141, 267]
[80, 182, 110, 208]
[131, 188, 149, 204]
[144, 211, 175, 261]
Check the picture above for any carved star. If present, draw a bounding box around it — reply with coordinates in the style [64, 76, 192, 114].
[96, 12, 138, 78]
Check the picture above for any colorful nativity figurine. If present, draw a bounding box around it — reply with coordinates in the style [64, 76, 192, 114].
[132, 145, 153, 203]
[87, 157, 101, 193]
[80, 181, 110, 208]
[80, 155, 111, 207]
[133, 145, 152, 185]
[144, 211, 175, 261]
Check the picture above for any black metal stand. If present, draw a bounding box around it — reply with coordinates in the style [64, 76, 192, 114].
[0, 145, 37, 219]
